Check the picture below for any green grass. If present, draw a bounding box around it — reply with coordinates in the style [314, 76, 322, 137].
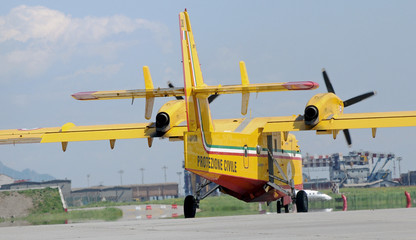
[309, 186, 416, 211]
[140, 186, 416, 216]
[0, 188, 123, 225]
[18, 188, 63, 214]
[25, 208, 123, 225]
[11, 186, 413, 224]
[198, 195, 259, 217]
[74, 197, 184, 209]
[69, 200, 132, 209]
[74, 186, 416, 218]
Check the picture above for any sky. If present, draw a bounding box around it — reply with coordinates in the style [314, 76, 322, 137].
[0, 1, 415, 188]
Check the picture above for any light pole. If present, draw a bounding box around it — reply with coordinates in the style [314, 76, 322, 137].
[176, 172, 182, 197]
[118, 170, 124, 186]
[162, 165, 168, 183]
[140, 168, 145, 184]
[87, 174, 90, 187]
[397, 157, 402, 178]
[86, 174, 91, 203]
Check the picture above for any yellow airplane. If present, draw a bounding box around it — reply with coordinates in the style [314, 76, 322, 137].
[1, 10, 416, 218]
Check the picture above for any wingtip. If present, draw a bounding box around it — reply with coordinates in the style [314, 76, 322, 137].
[71, 91, 98, 100]
[283, 81, 320, 90]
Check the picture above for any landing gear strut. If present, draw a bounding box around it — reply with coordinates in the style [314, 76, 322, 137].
[184, 179, 219, 218]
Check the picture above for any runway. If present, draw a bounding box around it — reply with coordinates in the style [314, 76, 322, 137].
[2, 208, 416, 240]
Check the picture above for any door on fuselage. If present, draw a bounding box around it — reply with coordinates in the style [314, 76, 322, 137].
[243, 145, 249, 169]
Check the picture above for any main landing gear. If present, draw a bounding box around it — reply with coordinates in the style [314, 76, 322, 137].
[275, 190, 308, 213]
[295, 190, 308, 212]
[184, 179, 219, 218]
[265, 143, 308, 213]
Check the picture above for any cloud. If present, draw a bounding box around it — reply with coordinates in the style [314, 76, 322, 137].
[0, 5, 171, 80]
[0, 5, 70, 43]
[0, 5, 166, 45]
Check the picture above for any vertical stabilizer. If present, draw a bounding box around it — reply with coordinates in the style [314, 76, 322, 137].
[179, 11, 214, 132]
[143, 66, 154, 120]
[240, 61, 250, 115]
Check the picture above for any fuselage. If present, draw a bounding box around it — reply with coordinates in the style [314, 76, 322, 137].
[184, 119, 303, 202]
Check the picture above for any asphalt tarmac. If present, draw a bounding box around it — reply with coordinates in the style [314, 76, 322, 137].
[2, 208, 415, 240]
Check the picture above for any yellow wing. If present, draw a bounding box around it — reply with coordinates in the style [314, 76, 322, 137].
[0, 122, 187, 151]
[261, 111, 416, 133]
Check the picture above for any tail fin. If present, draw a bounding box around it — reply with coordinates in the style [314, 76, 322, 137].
[179, 11, 214, 132]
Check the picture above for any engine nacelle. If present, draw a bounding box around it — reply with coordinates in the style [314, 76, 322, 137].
[155, 100, 186, 135]
[304, 93, 344, 126]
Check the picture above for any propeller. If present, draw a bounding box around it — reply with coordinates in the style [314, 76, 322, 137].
[321, 68, 376, 146]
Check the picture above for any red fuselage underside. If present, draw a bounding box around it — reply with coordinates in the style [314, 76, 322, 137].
[188, 169, 302, 202]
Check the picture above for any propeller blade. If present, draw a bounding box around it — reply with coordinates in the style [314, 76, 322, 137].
[343, 129, 352, 146]
[343, 91, 376, 107]
[322, 68, 335, 94]
[208, 94, 219, 103]
[167, 82, 175, 88]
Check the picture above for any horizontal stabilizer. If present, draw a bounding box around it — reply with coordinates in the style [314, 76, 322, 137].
[72, 81, 319, 101]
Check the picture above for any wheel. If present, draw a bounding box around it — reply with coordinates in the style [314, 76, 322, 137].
[184, 195, 197, 218]
[284, 204, 289, 213]
[296, 190, 308, 213]
[276, 199, 282, 213]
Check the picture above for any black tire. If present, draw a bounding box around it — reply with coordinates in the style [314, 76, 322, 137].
[284, 204, 289, 213]
[184, 195, 197, 218]
[296, 190, 308, 213]
[276, 199, 282, 213]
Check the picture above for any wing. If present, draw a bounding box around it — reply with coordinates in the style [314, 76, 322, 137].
[0, 122, 187, 151]
[262, 111, 416, 133]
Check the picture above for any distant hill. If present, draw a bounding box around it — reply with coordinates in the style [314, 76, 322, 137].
[0, 161, 55, 182]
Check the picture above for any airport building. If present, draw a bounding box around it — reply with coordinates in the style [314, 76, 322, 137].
[0, 179, 178, 207]
[401, 171, 416, 186]
[0, 174, 14, 187]
[303, 151, 405, 189]
[69, 186, 133, 206]
[68, 183, 178, 206]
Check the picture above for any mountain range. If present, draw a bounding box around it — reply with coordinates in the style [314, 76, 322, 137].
[0, 161, 55, 182]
